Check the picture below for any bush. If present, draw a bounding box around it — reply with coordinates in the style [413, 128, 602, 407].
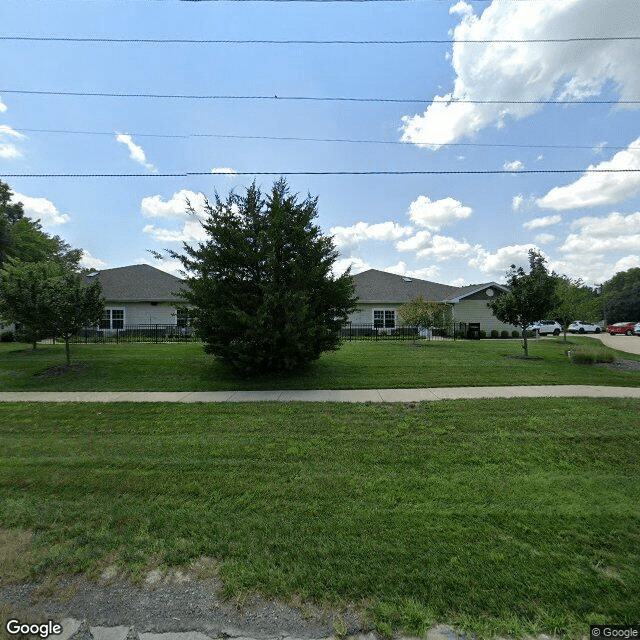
[511, 330, 521, 338]
[0, 330, 15, 342]
[490, 330, 499, 338]
[479, 330, 487, 339]
[569, 344, 616, 365]
[500, 330, 510, 338]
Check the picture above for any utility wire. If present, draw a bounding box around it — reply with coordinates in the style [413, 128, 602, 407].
[2, 35, 638, 44]
[1, 89, 638, 104]
[10, 127, 632, 152]
[1, 169, 638, 178]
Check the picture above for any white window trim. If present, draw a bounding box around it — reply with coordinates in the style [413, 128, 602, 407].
[373, 308, 396, 329]
[102, 308, 126, 330]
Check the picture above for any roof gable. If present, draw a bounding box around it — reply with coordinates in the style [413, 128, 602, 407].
[84, 264, 185, 302]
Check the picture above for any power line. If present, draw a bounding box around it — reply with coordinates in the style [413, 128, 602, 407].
[2, 35, 638, 44]
[2, 89, 638, 104]
[1, 169, 638, 178]
[10, 127, 632, 152]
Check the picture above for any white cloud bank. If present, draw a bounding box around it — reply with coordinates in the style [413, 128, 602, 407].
[408, 196, 472, 230]
[141, 190, 210, 244]
[330, 221, 413, 248]
[401, 0, 640, 148]
[80, 250, 108, 270]
[11, 192, 70, 226]
[523, 215, 561, 230]
[116, 134, 156, 172]
[0, 125, 26, 159]
[0, 97, 7, 113]
[537, 137, 640, 210]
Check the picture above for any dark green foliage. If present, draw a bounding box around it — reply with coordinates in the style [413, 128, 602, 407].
[490, 329, 499, 338]
[0, 259, 104, 363]
[550, 274, 600, 341]
[0, 180, 81, 269]
[173, 179, 356, 375]
[511, 330, 520, 338]
[489, 249, 555, 355]
[0, 330, 15, 342]
[602, 267, 640, 322]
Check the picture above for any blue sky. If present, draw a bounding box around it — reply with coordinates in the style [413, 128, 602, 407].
[2, 0, 639, 287]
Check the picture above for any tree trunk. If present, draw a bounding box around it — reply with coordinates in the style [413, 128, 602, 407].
[65, 338, 71, 366]
[522, 330, 529, 356]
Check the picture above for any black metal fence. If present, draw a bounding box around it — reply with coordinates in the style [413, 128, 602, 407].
[46, 324, 198, 344]
[341, 323, 468, 341]
[42, 322, 474, 345]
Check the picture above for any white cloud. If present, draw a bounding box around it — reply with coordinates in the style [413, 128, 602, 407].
[523, 215, 561, 230]
[537, 137, 640, 210]
[535, 233, 556, 244]
[332, 256, 371, 276]
[11, 192, 70, 226]
[80, 250, 108, 270]
[468, 244, 539, 276]
[396, 230, 432, 252]
[417, 235, 473, 261]
[137, 257, 184, 278]
[558, 212, 640, 257]
[211, 167, 237, 175]
[503, 160, 524, 172]
[0, 125, 26, 159]
[384, 260, 441, 281]
[141, 189, 208, 219]
[512, 194, 524, 211]
[116, 134, 156, 172]
[143, 219, 208, 244]
[401, 0, 640, 148]
[330, 221, 413, 248]
[0, 97, 7, 112]
[408, 196, 472, 230]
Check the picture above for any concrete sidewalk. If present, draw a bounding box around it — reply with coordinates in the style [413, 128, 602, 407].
[1, 385, 640, 403]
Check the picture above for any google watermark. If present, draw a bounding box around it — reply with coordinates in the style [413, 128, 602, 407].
[5, 619, 62, 639]
[591, 627, 640, 639]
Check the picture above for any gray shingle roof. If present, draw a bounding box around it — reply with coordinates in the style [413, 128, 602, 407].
[84, 264, 185, 302]
[353, 269, 462, 303]
[352, 269, 505, 303]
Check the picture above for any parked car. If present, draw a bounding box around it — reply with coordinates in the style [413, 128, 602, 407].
[635, 322, 640, 336]
[527, 320, 561, 336]
[606, 321, 636, 336]
[568, 320, 601, 334]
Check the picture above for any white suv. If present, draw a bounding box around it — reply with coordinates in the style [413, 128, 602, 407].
[527, 320, 562, 336]
[568, 320, 601, 334]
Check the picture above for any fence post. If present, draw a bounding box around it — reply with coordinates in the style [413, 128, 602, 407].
[155, 324, 158, 343]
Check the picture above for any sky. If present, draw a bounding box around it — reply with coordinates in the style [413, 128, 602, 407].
[1, 0, 640, 287]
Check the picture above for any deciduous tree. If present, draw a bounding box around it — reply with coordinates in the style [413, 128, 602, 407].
[488, 249, 555, 356]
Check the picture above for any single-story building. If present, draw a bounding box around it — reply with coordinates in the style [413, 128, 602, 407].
[84, 264, 188, 329]
[349, 269, 518, 333]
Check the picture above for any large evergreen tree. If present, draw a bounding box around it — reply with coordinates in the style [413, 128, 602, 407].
[173, 179, 356, 375]
[489, 249, 555, 356]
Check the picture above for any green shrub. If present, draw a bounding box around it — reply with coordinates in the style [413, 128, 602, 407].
[479, 330, 487, 339]
[500, 330, 510, 339]
[0, 331, 15, 342]
[490, 330, 499, 338]
[569, 344, 616, 365]
[511, 330, 520, 338]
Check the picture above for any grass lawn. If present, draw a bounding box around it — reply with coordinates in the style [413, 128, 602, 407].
[1, 399, 638, 638]
[0, 337, 638, 391]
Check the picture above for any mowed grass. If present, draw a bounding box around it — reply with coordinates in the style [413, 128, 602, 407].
[0, 336, 639, 391]
[1, 399, 638, 638]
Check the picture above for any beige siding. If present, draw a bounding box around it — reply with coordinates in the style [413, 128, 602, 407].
[105, 302, 180, 325]
[348, 304, 399, 325]
[453, 300, 519, 332]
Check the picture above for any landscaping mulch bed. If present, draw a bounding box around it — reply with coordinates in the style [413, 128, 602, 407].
[34, 363, 89, 378]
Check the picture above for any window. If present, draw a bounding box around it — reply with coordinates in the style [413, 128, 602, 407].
[176, 308, 191, 327]
[100, 309, 124, 330]
[373, 309, 395, 328]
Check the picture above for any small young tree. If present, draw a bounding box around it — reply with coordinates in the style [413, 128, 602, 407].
[550, 275, 599, 341]
[172, 179, 356, 375]
[488, 249, 555, 356]
[0, 259, 103, 363]
[48, 270, 104, 366]
[398, 296, 452, 338]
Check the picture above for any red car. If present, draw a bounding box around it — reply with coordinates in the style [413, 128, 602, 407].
[606, 322, 636, 336]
